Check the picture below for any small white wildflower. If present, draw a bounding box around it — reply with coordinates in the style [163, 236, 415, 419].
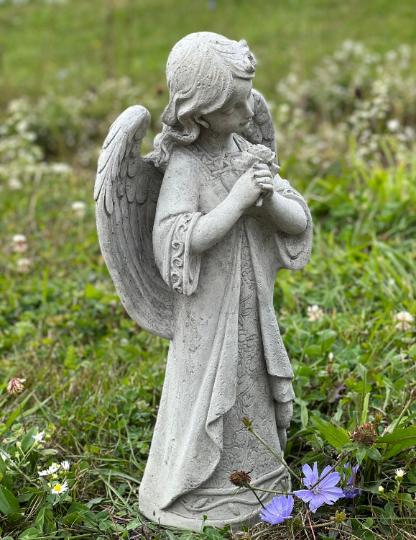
[386, 119, 400, 132]
[395, 469, 405, 478]
[33, 431, 45, 444]
[16, 258, 32, 273]
[328, 352, 334, 361]
[47, 463, 60, 474]
[12, 234, 28, 253]
[51, 481, 68, 495]
[71, 201, 86, 218]
[394, 311, 414, 331]
[307, 305, 324, 322]
[0, 449, 11, 461]
[61, 460, 71, 471]
[38, 469, 49, 477]
[8, 177, 23, 190]
[51, 162, 71, 175]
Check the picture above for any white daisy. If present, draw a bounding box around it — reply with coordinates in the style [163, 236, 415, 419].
[38, 470, 49, 477]
[307, 305, 324, 322]
[51, 481, 68, 495]
[394, 311, 414, 331]
[61, 460, 71, 471]
[33, 431, 45, 444]
[0, 449, 11, 461]
[47, 463, 60, 474]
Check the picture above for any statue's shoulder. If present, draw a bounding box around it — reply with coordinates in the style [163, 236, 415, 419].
[167, 143, 211, 173]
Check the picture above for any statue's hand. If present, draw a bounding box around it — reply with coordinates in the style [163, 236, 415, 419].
[230, 163, 273, 211]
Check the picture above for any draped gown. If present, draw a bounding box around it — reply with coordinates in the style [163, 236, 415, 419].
[138, 135, 312, 530]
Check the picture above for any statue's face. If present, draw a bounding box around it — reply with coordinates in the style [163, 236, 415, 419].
[201, 78, 254, 135]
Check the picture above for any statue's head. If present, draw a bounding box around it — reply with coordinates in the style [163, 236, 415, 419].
[153, 32, 257, 168]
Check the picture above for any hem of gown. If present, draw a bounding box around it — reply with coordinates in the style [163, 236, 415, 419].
[139, 489, 280, 531]
[139, 468, 291, 532]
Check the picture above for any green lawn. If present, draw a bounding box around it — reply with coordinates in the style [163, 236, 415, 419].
[0, 0, 415, 102]
[1, 1, 416, 539]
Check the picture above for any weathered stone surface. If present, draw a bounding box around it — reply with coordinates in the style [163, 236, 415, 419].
[95, 32, 313, 531]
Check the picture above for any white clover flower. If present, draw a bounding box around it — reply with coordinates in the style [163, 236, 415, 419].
[12, 234, 28, 253]
[61, 460, 71, 471]
[395, 469, 405, 478]
[16, 258, 32, 273]
[50, 162, 71, 175]
[51, 481, 68, 495]
[307, 305, 324, 322]
[394, 311, 414, 331]
[71, 201, 86, 217]
[386, 119, 400, 132]
[8, 177, 23, 190]
[33, 431, 45, 444]
[7, 378, 26, 394]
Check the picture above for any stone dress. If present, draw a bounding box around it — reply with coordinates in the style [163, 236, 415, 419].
[139, 135, 312, 530]
[169, 226, 291, 523]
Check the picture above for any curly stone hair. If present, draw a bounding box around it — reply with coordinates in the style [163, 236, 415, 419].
[151, 32, 257, 170]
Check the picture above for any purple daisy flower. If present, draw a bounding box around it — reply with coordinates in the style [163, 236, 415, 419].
[260, 495, 294, 525]
[343, 463, 361, 499]
[294, 462, 344, 513]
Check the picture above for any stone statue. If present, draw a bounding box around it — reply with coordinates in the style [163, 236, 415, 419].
[94, 32, 312, 531]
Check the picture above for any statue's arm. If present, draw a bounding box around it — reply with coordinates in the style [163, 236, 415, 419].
[261, 189, 308, 236]
[191, 164, 274, 254]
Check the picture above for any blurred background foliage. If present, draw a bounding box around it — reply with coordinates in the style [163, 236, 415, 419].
[0, 1, 416, 539]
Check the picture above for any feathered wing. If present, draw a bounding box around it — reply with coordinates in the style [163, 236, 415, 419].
[242, 88, 278, 160]
[94, 106, 174, 339]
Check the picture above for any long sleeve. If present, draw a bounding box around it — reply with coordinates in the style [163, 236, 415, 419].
[273, 176, 313, 271]
[153, 149, 202, 295]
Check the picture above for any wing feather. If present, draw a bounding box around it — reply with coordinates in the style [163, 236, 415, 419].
[94, 106, 174, 339]
[242, 89, 278, 159]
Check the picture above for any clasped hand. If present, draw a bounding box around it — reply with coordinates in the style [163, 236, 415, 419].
[230, 163, 274, 211]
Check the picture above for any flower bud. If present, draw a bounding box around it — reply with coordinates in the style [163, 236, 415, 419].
[16, 442, 21, 448]
[334, 511, 346, 524]
[242, 417, 252, 429]
[378, 486, 384, 493]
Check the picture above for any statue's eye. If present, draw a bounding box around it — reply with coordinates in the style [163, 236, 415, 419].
[222, 106, 236, 115]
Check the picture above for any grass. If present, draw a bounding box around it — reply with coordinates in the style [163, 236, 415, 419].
[1, 1, 416, 539]
[0, 0, 416, 102]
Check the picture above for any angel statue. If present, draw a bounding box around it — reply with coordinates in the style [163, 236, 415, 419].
[94, 32, 312, 530]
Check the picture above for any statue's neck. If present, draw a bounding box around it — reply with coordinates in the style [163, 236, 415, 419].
[197, 129, 236, 157]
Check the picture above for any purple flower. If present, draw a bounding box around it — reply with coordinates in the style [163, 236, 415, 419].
[343, 463, 361, 499]
[294, 462, 344, 513]
[260, 495, 294, 524]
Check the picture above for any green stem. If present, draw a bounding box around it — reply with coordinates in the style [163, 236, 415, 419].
[248, 486, 294, 495]
[245, 425, 301, 481]
[244, 482, 266, 510]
